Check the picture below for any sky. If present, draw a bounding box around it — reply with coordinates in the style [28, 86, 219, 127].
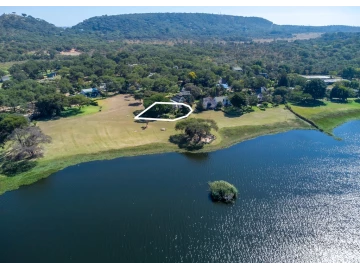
[1, 6, 360, 27]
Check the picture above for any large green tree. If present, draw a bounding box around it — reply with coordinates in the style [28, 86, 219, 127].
[230, 93, 247, 108]
[35, 94, 68, 117]
[303, 79, 326, 100]
[175, 118, 218, 144]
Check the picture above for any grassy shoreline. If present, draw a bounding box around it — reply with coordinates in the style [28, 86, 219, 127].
[0, 119, 310, 195]
[2, 98, 360, 195]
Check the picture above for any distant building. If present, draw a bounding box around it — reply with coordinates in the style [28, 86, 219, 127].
[259, 73, 268, 79]
[170, 90, 192, 103]
[46, 72, 56, 79]
[255, 87, 268, 102]
[324, 79, 349, 85]
[232, 66, 243, 72]
[99, 83, 107, 91]
[301, 75, 330, 80]
[80, 88, 99, 97]
[0, 75, 10, 82]
[202, 96, 231, 109]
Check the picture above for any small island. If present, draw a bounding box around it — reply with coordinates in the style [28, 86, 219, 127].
[208, 180, 238, 203]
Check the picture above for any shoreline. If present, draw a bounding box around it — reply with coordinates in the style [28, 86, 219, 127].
[0, 119, 310, 195]
[1, 110, 360, 195]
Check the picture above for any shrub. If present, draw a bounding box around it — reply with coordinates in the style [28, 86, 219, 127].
[208, 180, 238, 203]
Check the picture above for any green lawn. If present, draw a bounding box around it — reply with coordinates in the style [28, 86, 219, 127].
[291, 99, 360, 132]
[59, 105, 100, 118]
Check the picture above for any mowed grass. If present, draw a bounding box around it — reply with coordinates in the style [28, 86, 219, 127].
[291, 99, 360, 132]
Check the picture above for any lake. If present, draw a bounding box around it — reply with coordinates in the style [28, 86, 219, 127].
[1, 121, 360, 262]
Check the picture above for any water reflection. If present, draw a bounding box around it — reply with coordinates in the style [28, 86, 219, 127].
[182, 152, 210, 162]
[1, 121, 360, 262]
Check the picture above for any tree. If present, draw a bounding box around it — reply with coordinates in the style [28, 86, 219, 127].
[175, 118, 218, 144]
[303, 79, 326, 100]
[230, 93, 247, 108]
[68, 95, 91, 109]
[184, 83, 202, 99]
[247, 95, 258, 107]
[195, 99, 204, 112]
[188, 71, 197, 81]
[35, 94, 68, 117]
[0, 69, 6, 77]
[330, 84, 351, 102]
[58, 78, 73, 94]
[0, 114, 28, 146]
[215, 101, 223, 110]
[273, 95, 283, 105]
[134, 92, 144, 103]
[342, 67, 356, 80]
[231, 80, 244, 92]
[273, 87, 289, 98]
[277, 73, 289, 87]
[5, 126, 52, 161]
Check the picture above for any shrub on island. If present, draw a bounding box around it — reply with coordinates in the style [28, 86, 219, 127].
[208, 180, 238, 203]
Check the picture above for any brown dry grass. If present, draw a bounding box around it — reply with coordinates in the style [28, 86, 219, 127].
[38, 95, 298, 160]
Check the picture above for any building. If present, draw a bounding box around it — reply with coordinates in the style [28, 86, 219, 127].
[301, 75, 330, 80]
[46, 72, 56, 79]
[324, 79, 349, 85]
[99, 83, 107, 91]
[232, 66, 243, 72]
[170, 90, 192, 103]
[255, 87, 267, 102]
[202, 96, 231, 110]
[80, 88, 99, 97]
[0, 75, 10, 82]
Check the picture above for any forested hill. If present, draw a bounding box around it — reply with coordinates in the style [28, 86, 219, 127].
[0, 14, 61, 38]
[70, 13, 360, 41]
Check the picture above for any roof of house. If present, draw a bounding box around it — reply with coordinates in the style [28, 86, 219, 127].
[171, 95, 185, 103]
[214, 96, 229, 103]
[81, 88, 98, 93]
[232, 66, 243, 71]
[301, 75, 330, 79]
[324, 79, 349, 83]
[217, 83, 229, 89]
[1, 75, 10, 81]
[179, 90, 191, 96]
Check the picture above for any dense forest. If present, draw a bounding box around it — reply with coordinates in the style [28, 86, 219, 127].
[1, 12, 360, 121]
[2, 12, 360, 62]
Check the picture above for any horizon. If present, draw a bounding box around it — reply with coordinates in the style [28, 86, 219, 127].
[1, 6, 360, 27]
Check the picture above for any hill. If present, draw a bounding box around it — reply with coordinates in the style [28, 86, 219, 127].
[71, 13, 360, 41]
[0, 13, 61, 38]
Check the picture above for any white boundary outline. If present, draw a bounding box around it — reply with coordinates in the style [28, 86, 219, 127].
[134, 102, 193, 122]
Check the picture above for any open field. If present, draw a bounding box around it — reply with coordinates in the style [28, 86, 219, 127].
[38, 95, 300, 160]
[253, 32, 323, 43]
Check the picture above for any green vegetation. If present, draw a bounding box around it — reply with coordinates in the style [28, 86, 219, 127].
[208, 180, 238, 203]
[1, 12, 360, 195]
[290, 99, 360, 133]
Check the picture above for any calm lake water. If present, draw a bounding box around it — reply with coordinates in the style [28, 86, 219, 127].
[1, 121, 360, 262]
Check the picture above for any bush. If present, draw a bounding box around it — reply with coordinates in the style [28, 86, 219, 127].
[223, 106, 243, 116]
[208, 180, 238, 203]
[89, 100, 98, 106]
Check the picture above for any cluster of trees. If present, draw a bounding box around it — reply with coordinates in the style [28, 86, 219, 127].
[0, 113, 51, 163]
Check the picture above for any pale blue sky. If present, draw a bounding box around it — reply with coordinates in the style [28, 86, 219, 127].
[0, 6, 359, 27]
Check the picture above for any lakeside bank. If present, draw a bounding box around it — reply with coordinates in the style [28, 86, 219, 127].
[2, 96, 360, 195]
